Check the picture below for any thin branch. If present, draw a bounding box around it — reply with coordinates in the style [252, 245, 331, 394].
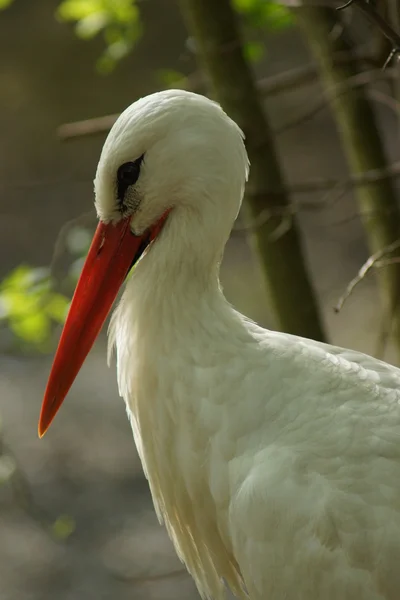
[334, 239, 400, 312]
[52, 1, 400, 135]
[275, 67, 396, 134]
[375, 257, 400, 267]
[256, 50, 374, 96]
[57, 53, 379, 141]
[57, 114, 119, 140]
[59, 67, 395, 141]
[338, 0, 400, 67]
[51, 64, 400, 239]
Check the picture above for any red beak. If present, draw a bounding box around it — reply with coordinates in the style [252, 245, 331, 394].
[38, 212, 169, 438]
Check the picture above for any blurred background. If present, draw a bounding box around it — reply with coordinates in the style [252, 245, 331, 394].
[1, 0, 400, 598]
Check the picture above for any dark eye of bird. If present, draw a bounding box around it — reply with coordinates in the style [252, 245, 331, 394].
[116, 154, 144, 202]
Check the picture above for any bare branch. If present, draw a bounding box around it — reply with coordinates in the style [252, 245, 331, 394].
[58, 65, 396, 142]
[256, 50, 374, 96]
[233, 158, 400, 235]
[57, 53, 380, 141]
[334, 239, 400, 313]
[58, 114, 120, 140]
[338, 0, 400, 68]
[275, 67, 396, 134]
[375, 257, 400, 267]
[52, 65, 400, 241]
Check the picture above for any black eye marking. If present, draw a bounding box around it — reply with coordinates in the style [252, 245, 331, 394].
[116, 154, 144, 203]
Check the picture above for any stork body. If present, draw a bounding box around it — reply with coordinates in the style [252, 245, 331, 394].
[40, 90, 400, 600]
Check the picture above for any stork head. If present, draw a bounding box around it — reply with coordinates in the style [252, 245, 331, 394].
[38, 90, 249, 437]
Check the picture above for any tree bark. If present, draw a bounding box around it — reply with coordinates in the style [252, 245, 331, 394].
[179, 0, 326, 342]
[295, 5, 400, 356]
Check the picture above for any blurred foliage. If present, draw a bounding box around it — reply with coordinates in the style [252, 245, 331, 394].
[0, 225, 93, 352]
[0, 0, 13, 9]
[52, 514, 76, 539]
[0, 0, 292, 71]
[157, 68, 187, 88]
[57, 0, 142, 73]
[55, 0, 293, 73]
[234, 0, 293, 30]
[0, 266, 70, 351]
[0, 0, 294, 351]
[244, 40, 265, 62]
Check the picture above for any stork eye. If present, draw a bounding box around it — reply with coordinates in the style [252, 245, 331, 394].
[117, 155, 144, 202]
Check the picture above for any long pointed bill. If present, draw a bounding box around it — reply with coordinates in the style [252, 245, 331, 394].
[38, 211, 169, 438]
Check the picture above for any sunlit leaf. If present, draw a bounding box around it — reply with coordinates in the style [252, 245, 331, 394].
[263, 2, 293, 29]
[0, 297, 8, 319]
[52, 514, 76, 539]
[104, 24, 123, 45]
[46, 294, 70, 322]
[158, 69, 186, 88]
[0, 0, 14, 10]
[0, 265, 32, 291]
[11, 312, 50, 343]
[107, 39, 130, 59]
[234, 0, 257, 11]
[234, 0, 293, 30]
[0, 262, 73, 351]
[27, 267, 50, 286]
[96, 54, 115, 74]
[96, 36, 137, 73]
[244, 41, 264, 62]
[57, 0, 103, 21]
[1, 290, 38, 318]
[75, 12, 109, 38]
[57, 0, 142, 71]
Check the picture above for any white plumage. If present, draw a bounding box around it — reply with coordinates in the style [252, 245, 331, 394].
[44, 90, 400, 600]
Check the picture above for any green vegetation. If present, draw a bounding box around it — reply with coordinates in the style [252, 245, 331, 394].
[2, 0, 400, 353]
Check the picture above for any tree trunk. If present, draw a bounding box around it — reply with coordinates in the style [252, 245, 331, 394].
[295, 5, 400, 356]
[179, 0, 326, 342]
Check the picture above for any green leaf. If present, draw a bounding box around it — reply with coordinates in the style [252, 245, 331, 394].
[46, 294, 70, 322]
[57, 0, 142, 71]
[96, 52, 117, 74]
[0, 264, 71, 350]
[234, 0, 293, 31]
[157, 69, 186, 88]
[75, 12, 109, 38]
[52, 514, 76, 539]
[1, 290, 38, 318]
[11, 312, 50, 344]
[0, 265, 32, 292]
[0, 0, 14, 10]
[57, 0, 103, 21]
[262, 2, 293, 29]
[234, 0, 257, 11]
[243, 41, 264, 63]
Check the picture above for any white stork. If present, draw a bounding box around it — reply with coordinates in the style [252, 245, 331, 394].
[39, 89, 400, 600]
